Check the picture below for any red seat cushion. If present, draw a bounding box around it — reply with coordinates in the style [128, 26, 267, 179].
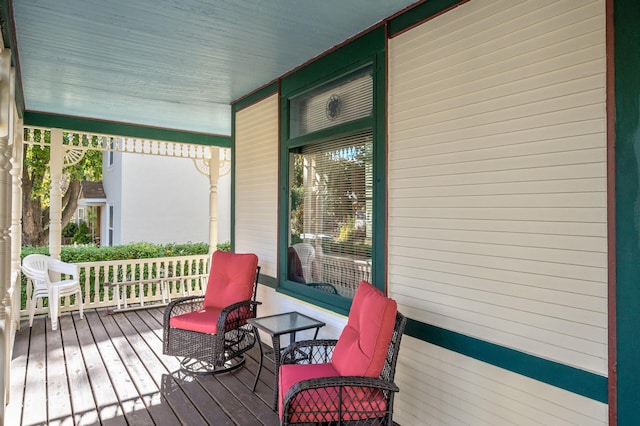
[169, 307, 223, 334]
[279, 363, 388, 422]
[331, 281, 397, 377]
[203, 251, 258, 309]
[279, 363, 338, 419]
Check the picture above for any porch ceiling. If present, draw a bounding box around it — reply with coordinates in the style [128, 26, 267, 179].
[5, 0, 417, 137]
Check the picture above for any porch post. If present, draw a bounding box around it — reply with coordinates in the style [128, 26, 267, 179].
[9, 88, 22, 329]
[208, 147, 220, 255]
[0, 47, 11, 421]
[49, 128, 64, 260]
[5, 68, 20, 412]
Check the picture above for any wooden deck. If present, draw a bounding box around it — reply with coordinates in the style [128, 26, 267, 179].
[6, 307, 280, 426]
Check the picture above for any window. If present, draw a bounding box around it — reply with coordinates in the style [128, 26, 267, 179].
[108, 205, 114, 246]
[76, 207, 86, 225]
[281, 63, 383, 310]
[107, 138, 115, 166]
[290, 70, 373, 138]
[277, 28, 385, 313]
[289, 131, 373, 299]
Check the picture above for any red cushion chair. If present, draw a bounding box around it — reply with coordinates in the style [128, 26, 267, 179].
[162, 250, 260, 375]
[279, 281, 406, 425]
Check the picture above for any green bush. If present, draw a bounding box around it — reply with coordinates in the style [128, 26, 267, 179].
[216, 241, 231, 252]
[61, 222, 78, 238]
[320, 239, 372, 258]
[55, 241, 211, 264]
[71, 221, 92, 244]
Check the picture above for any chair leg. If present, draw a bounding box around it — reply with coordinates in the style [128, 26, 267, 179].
[28, 294, 37, 327]
[49, 290, 59, 331]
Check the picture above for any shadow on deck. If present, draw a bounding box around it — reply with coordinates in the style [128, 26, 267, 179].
[7, 307, 280, 426]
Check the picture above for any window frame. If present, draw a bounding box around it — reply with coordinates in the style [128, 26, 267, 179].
[107, 138, 115, 167]
[277, 27, 386, 315]
[108, 204, 114, 246]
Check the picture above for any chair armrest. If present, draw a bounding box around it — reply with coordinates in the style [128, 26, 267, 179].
[48, 259, 79, 280]
[280, 339, 339, 365]
[217, 299, 262, 332]
[286, 375, 399, 397]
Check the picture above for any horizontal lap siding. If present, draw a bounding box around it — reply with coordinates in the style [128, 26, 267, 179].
[234, 94, 279, 277]
[395, 336, 607, 425]
[388, 0, 606, 381]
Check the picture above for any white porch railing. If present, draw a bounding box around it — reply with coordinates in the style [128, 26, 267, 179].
[20, 254, 210, 316]
[315, 253, 372, 299]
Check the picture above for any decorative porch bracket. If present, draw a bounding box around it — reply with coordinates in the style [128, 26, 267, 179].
[23, 127, 229, 257]
[193, 148, 231, 255]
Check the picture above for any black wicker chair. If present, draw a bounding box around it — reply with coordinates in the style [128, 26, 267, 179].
[162, 250, 260, 375]
[279, 281, 407, 425]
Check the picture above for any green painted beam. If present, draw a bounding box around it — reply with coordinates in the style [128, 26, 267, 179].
[24, 112, 230, 147]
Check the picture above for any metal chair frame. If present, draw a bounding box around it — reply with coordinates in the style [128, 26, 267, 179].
[162, 265, 261, 375]
[279, 311, 406, 425]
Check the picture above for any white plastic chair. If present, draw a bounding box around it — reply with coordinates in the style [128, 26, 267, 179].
[293, 243, 316, 283]
[22, 254, 84, 330]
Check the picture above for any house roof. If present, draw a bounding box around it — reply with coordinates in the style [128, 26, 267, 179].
[4, 0, 418, 138]
[80, 180, 106, 201]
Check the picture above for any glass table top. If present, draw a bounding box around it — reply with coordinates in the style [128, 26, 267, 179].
[248, 311, 325, 336]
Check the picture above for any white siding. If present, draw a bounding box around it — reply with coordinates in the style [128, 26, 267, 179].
[119, 154, 210, 244]
[394, 336, 607, 426]
[388, 0, 607, 379]
[235, 94, 279, 277]
[102, 151, 123, 245]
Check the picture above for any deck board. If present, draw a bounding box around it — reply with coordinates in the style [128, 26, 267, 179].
[73, 311, 127, 426]
[60, 314, 100, 425]
[6, 318, 29, 426]
[84, 310, 156, 426]
[8, 308, 280, 426]
[22, 319, 48, 426]
[46, 315, 72, 425]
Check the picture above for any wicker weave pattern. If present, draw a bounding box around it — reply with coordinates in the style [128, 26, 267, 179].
[162, 267, 261, 372]
[280, 312, 406, 425]
[281, 339, 338, 365]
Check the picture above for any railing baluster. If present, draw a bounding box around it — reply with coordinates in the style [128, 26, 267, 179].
[18, 254, 210, 316]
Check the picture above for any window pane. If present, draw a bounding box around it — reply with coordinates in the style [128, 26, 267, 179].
[108, 205, 114, 246]
[288, 130, 373, 299]
[290, 67, 373, 138]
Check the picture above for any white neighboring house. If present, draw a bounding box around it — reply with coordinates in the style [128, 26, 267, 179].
[100, 147, 230, 246]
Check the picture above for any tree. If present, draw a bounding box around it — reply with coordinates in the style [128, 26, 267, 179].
[22, 130, 103, 246]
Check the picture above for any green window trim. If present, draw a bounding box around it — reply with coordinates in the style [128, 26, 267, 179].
[277, 26, 387, 314]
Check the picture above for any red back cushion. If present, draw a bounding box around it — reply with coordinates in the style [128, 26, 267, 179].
[331, 281, 397, 377]
[202, 251, 259, 309]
